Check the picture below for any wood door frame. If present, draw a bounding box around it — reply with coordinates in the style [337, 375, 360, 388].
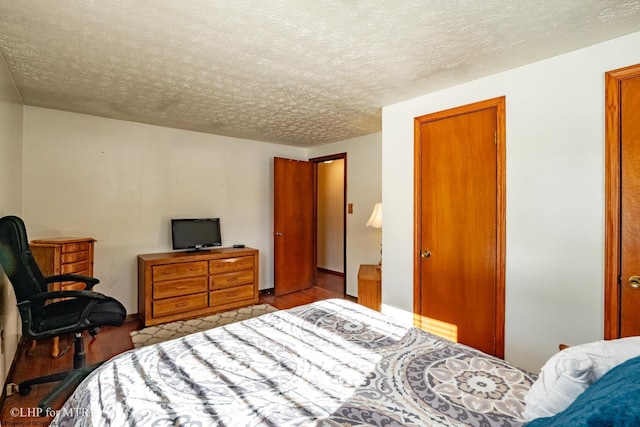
[413, 96, 506, 358]
[604, 64, 640, 339]
[310, 152, 347, 295]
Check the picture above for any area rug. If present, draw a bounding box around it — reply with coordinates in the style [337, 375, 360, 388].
[130, 304, 278, 348]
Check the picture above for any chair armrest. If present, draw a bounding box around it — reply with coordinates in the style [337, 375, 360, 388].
[45, 274, 99, 290]
[25, 290, 107, 303]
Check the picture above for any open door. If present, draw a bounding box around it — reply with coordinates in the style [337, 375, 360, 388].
[274, 157, 314, 295]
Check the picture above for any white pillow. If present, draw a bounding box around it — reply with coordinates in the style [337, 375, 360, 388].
[523, 336, 640, 421]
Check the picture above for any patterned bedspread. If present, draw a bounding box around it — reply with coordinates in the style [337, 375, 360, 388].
[51, 299, 535, 427]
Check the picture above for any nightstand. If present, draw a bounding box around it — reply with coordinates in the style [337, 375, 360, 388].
[357, 264, 381, 311]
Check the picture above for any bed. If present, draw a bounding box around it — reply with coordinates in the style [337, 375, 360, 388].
[51, 298, 536, 426]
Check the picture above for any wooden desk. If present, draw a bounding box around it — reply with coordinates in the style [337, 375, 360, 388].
[358, 264, 381, 311]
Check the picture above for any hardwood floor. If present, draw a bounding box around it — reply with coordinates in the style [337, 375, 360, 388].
[0, 269, 352, 425]
[0, 321, 140, 424]
[261, 269, 351, 309]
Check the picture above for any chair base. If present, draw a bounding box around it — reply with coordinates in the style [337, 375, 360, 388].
[18, 362, 103, 412]
[18, 330, 100, 413]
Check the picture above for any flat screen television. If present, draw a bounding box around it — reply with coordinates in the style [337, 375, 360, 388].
[171, 218, 222, 251]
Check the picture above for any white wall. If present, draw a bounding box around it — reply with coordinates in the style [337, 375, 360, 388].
[22, 107, 306, 315]
[0, 54, 24, 387]
[382, 31, 640, 372]
[309, 133, 382, 296]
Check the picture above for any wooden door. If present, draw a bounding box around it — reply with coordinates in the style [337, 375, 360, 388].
[414, 97, 505, 358]
[274, 157, 315, 296]
[605, 64, 640, 338]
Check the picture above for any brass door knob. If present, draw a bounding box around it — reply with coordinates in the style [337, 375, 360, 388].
[421, 250, 431, 258]
[629, 276, 640, 289]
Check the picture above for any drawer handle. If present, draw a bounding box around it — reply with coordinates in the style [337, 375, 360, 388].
[175, 302, 188, 308]
[175, 285, 189, 290]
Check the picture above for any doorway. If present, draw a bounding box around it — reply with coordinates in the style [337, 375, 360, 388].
[604, 63, 640, 338]
[312, 154, 347, 296]
[414, 97, 506, 358]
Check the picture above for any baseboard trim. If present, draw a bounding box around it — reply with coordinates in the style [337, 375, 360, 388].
[317, 267, 344, 277]
[0, 335, 29, 409]
[125, 313, 139, 323]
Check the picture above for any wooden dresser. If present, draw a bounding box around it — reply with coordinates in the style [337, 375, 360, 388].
[30, 237, 96, 291]
[30, 237, 96, 357]
[138, 247, 259, 327]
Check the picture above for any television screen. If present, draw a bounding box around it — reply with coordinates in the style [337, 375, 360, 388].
[171, 218, 222, 251]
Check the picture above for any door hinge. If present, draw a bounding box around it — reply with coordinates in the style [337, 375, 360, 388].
[494, 131, 497, 145]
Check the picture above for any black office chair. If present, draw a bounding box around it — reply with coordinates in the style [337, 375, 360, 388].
[0, 215, 126, 411]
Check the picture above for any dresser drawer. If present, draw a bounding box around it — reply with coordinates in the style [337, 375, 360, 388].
[209, 256, 254, 274]
[62, 241, 90, 253]
[209, 284, 255, 306]
[61, 260, 89, 274]
[153, 293, 208, 318]
[209, 270, 253, 290]
[154, 277, 208, 300]
[61, 250, 89, 264]
[153, 261, 208, 282]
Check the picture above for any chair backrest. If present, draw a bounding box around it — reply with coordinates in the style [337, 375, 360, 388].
[0, 216, 48, 304]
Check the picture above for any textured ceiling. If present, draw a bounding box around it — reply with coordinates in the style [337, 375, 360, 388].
[1, 1, 640, 147]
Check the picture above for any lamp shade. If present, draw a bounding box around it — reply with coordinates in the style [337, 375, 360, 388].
[366, 203, 382, 229]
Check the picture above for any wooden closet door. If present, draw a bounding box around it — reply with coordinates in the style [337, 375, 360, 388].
[620, 73, 640, 336]
[414, 97, 505, 358]
[605, 64, 640, 338]
[604, 64, 640, 339]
